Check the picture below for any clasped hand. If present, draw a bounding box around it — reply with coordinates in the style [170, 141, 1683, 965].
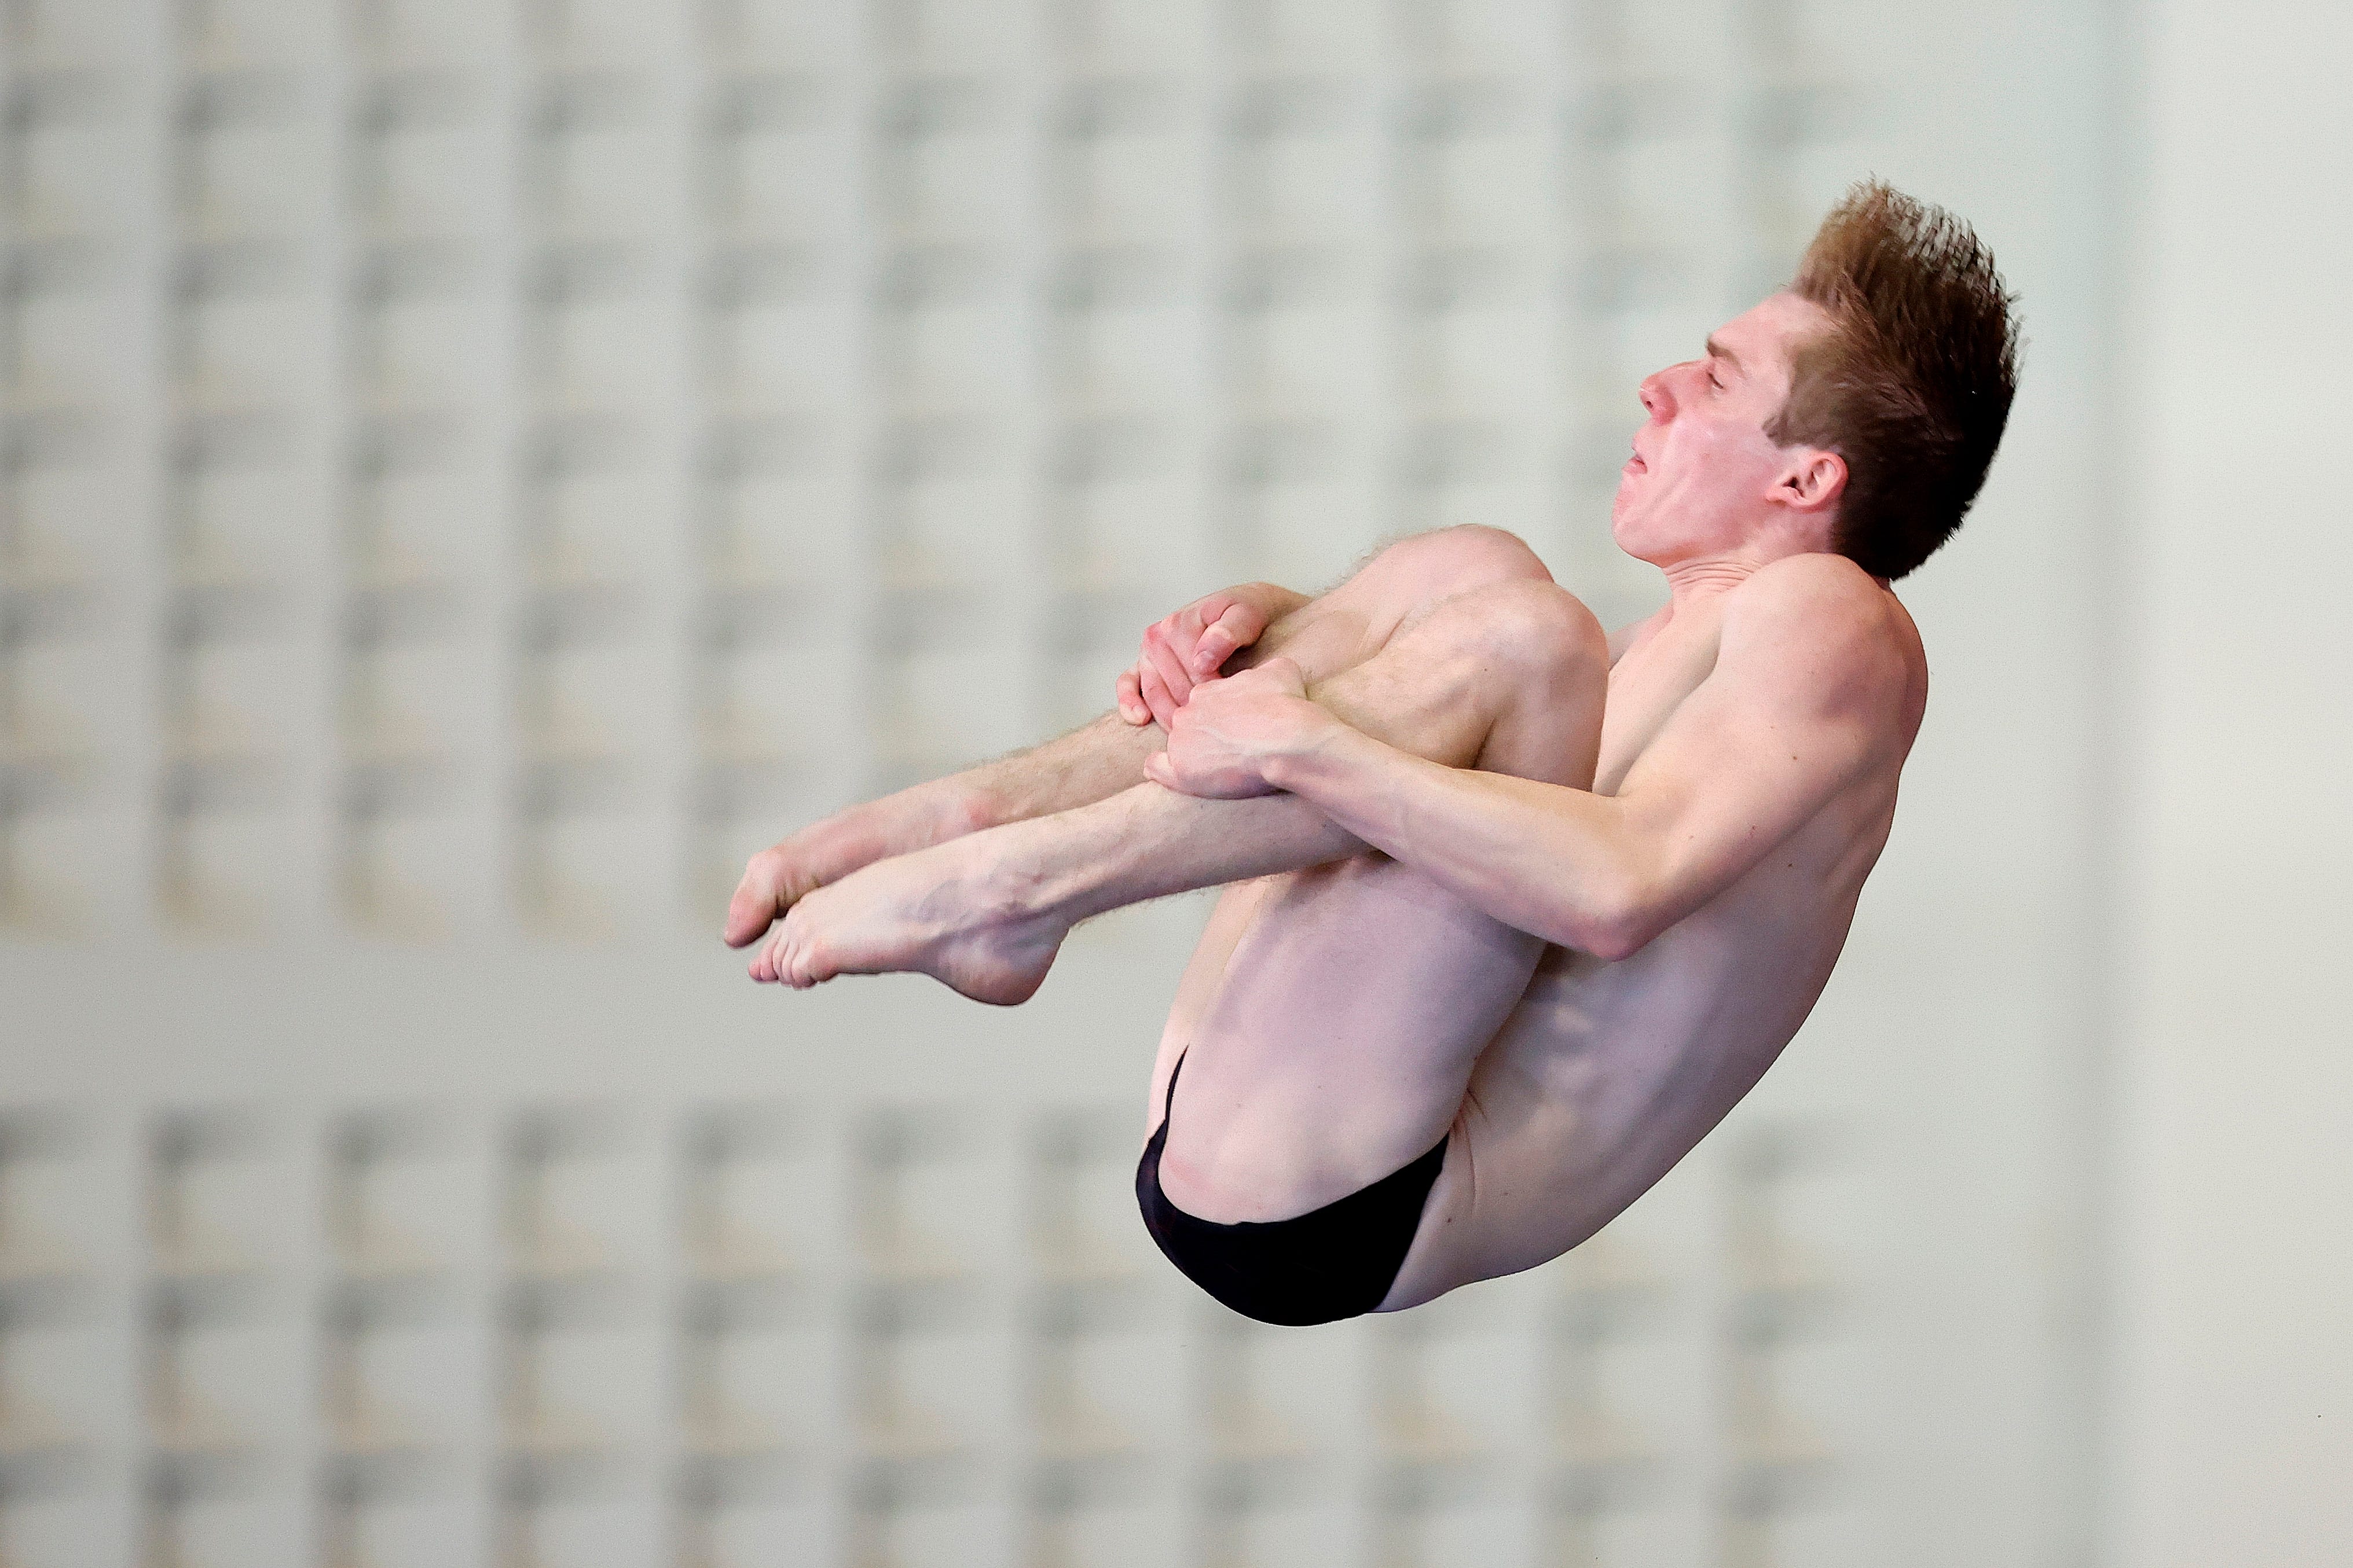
[1141, 656, 1325, 799]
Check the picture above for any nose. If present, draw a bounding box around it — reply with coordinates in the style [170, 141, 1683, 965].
[1637, 369, 1674, 420]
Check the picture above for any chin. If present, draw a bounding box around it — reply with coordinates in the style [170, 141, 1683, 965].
[1607, 501, 1652, 560]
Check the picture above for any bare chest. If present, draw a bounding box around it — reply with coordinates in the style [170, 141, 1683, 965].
[1592, 614, 1722, 797]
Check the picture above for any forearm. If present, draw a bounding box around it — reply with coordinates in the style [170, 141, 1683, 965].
[958, 582, 1324, 830]
[1264, 724, 1641, 956]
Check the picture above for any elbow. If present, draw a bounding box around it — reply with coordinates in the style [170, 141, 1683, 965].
[1580, 918, 1648, 965]
[1574, 877, 1662, 964]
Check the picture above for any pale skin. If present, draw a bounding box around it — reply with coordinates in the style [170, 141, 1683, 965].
[724, 291, 1929, 1312]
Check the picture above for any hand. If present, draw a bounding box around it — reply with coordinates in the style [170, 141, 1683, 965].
[1141, 656, 1326, 799]
[1116, 587, 1277, 730]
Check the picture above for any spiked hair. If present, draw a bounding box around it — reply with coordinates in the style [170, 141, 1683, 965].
[1769, 181, 2022, 579]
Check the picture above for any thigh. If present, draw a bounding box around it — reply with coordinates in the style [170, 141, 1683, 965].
[1377, 952, 1691, 1313]
[1148, 849, 1549, 1227]
[1147, 571, 1606, 1232]
[1145, 873, 1281, 1142]
[1372, 961, 1591, 1311]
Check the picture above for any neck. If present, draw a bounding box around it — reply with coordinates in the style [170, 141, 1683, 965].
[1658, 555, 1762, 612]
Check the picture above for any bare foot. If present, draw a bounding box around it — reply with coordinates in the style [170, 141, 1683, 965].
[724, 782, 993, 949]
[748, 833, 1069, 1006]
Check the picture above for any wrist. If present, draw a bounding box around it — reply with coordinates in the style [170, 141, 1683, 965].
[1262, 704, 1351, 794]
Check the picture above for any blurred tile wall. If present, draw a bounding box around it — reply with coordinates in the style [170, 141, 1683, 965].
[0, 0, 2120, 1565]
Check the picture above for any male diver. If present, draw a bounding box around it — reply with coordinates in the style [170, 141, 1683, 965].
[724, 182, 2019, 1325]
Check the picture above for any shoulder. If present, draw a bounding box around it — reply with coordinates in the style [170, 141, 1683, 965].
[1727, 553, 1908, 655]
[1606, 606, 1666, 667]
[1735, 552, 1889, 622]
[1722, 555, 1920, 715]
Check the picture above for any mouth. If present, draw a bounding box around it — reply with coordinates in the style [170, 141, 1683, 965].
[1623, 447, 1648, 475]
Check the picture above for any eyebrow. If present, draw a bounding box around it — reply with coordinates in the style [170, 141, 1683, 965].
[1704, 335, 1744, 373]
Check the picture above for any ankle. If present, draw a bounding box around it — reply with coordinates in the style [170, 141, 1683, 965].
[956, 814, 1077, 928]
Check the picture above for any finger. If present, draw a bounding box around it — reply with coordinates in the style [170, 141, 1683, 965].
[1139, 656, 1178, 731]
[1116, 667, 1148, 724]
[1184, 596, 1232, 674]
[1197, 602, 1262, 675]
[1224, 653, 1300, 695]
[1142, 625, 1193, 711]
[1170, 602, 1210, 669]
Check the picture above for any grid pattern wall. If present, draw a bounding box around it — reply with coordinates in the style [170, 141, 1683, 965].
[0, 0, 1867, 944]
[0, 0, 2087, 1566]
[0, 1094, 1864, 1566]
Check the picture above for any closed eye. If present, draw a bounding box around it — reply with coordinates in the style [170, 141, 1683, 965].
[1702, 333, 1743, 390]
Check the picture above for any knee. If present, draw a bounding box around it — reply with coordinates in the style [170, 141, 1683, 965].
[1442, 579, 1608, 689]
[1357, 525, 1554, 612]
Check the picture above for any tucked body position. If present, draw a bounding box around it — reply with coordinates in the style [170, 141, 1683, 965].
[724, 183, 2021, 1325]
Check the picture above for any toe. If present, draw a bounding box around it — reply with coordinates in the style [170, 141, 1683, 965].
[728, 843, 830, 948]
[776, 901, 821, 986]
[783, 919, 836, 986]
[766, 917, 804, 987]
[725, 847, 791, 946]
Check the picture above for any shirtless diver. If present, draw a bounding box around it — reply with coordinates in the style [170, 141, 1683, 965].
[723, 181, 2020, 1326]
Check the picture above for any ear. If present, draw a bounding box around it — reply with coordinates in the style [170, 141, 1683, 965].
[1769, 448, 1846, 514]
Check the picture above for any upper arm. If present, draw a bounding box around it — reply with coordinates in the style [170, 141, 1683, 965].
[1605, 561, 1916, 949]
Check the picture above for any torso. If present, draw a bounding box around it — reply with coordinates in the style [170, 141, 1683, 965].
[1386, 573, 1929, 1303]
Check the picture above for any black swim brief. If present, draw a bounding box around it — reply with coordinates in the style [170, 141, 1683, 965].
[1134, 1049, 1450, 1327]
